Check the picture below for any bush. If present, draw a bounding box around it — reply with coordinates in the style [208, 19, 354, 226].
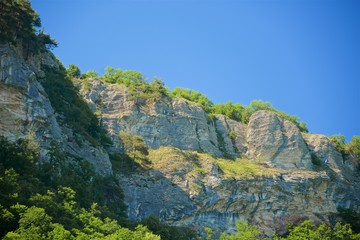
[275, 219, 360, 239]
[81, 70, 99, 79]
[229, 131, 237, 141]
[0, 0, 57, 58]
[329, 134, 348, 155]
[220, 220, 261, 240]
[66, 64, 81, 78]
[170, 87, 214, 112]
[348, 136, 360, 159]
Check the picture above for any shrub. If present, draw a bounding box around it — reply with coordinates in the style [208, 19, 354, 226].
[81, 70, 99, 79]
[229, 131, 237, 141]
[170, 87, 214, 112]
[348, 136, 360, 159]
[66, 64, 81, 78]
[329, 134, 348, 155]
[0, 0, 57, 58]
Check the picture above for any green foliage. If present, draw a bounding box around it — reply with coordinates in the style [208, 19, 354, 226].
[94, 67, 308, 132]
[141, 215, 196, 240]
[328, 135, 360, 166]
[81, 70, 99, 79]
[220, 220, 261, 240]
[119, 131, 150, 168]
[348, 136, 360, 159]
[66, 64, 81, 78]
[337, 207, 360, 233]
[205, 227, 214, 240]
[236, 100, 308, 132]
[329, 134, 348, 155]
[275, 220, 360, 240]
[228, 131, 237, 142]
[168, 92, 308, 133]
[170, 87, 214, 112]
[216, 158, 278, 179]
[42, 65, 111, 146]
[100, 67, 169, 104]
[3, 190, 160, 240]
[211, 102, 244, 122]
[102, 67, 146, 85]
[0, 0, 57, 58]
[0, 136, 127, 238]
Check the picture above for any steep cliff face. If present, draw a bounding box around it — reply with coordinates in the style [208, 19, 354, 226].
[246, 110, 313, 170]
[80, 79, 240, 158]
[117, 146, 359, 236]
[0, 44, 112, 176]
[1, 44, 359, 236]
[0, 44, 61, 142]
[78, 79, 360, 235]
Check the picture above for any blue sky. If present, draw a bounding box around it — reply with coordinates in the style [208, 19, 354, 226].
[31, 0, 359, 141]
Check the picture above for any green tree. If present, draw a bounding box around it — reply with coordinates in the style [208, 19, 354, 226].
[170, 87, 214, 112]
[348, 136, 360, 158]
[119, 132, 149, 168]
[329, 134, 348, 155]
[0, 0, 57, 57]
[275, 220, 360, 240]
[66, 64, 81, 78]
[220, 221, 261, 240]
[4, 206, 53, 240]
[205, 227, 214, 240]
[81, 70, 99, 79]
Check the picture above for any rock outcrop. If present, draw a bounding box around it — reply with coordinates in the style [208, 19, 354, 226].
[246, 110, 313, 170]
[80, 79, 245, 158]
[0, 44, 112, 176]
[76, 78, 360, 235]
[116, 147, 360, 236]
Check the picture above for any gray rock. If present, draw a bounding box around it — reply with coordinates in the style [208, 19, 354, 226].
[0, 44, 112, 176]
[246, 110, 312, 170]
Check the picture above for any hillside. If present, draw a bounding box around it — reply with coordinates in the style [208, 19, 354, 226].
[1, 1, 360, 239]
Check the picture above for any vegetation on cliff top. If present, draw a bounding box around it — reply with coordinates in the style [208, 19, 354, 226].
[73, 66, 309, 132]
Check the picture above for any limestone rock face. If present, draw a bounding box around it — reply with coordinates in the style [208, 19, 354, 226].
[80, 79, 246, 158]
[2, 42, 360, 237]
[118, 170, 196, 221]
[115, 147, 360, 236]
[0, 44, 62, 142]
[0, 44, 112, 176]
[246, 110, 312, 170]
[303, 134, 343, 169]
[303, 134, 359, 173]
[214, 115, 246, 158]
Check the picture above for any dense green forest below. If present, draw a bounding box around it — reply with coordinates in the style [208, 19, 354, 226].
[1, 0, 360, 239]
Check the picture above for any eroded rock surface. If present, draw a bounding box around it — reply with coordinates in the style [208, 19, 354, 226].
[0, 44, 112, 176]
[2, 42, 359, 237]
[115, 147, 360, 236]
[246, 110, 313, 170]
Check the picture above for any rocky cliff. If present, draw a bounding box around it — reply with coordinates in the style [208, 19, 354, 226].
[1, 43, 359, 237]
[0, 43, 112, 176]
[78, 78, 360, 235]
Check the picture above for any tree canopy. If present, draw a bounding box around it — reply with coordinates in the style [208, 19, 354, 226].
[0, 0, 57, 57]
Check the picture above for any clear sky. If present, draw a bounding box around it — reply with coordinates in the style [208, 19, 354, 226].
[31, 0, 359, 141]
